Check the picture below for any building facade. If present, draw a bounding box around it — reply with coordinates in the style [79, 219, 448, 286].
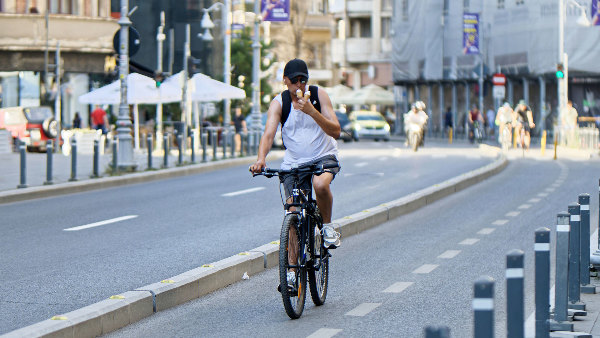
[0, 0, 117, 127]
[392, 0, 600, 136]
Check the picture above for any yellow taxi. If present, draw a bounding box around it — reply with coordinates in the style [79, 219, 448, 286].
[348, 110, 391, 142]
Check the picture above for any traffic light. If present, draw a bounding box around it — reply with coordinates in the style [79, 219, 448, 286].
[556, 63, 565, 79]
[154, 72, 165, 88]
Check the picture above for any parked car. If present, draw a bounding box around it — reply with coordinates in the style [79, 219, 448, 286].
[0, 106, 59, 151]
[335, 111, 353, 142]
[245, 113, 283, 148]
[348, 110, 391, 142]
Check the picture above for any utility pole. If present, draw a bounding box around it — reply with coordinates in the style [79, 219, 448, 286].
[251, 0, 261, 132]
[223, 0, 232, 127]
[54, 42, 61, 151]
[156, 11, 166, 151]
[116, 0, 136, 169]
[558, 0, 567, 128]
[181, 24, 191, 154]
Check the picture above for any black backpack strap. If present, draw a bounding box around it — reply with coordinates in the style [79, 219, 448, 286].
[281, 90, 292, 128]
[309, 85, 321, 114]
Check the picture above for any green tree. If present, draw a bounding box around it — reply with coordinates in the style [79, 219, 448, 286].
[230, 27, 275, 116]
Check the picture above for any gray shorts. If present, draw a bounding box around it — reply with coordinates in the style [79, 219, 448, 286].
[279, 155, 340, 199]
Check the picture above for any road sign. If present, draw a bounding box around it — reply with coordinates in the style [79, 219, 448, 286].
[493, 85, 505, 99]
[492, 73, 506, 86]
[113, 27, 141, 57]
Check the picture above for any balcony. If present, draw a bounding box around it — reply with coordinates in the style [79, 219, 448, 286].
[332, 37, 391, 64]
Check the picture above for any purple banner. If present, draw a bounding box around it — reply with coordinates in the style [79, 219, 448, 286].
[261, 0, 289, 22]
[593, 0, 600, 26]
[463, 13, 480, 55]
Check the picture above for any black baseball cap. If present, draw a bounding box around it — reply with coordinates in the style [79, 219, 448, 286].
[284, 59, 309, 80]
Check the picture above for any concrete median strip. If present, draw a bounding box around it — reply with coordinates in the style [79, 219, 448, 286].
[3, 152, 507, 338]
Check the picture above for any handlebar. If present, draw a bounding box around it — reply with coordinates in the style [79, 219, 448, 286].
[252, 162, 339, 178]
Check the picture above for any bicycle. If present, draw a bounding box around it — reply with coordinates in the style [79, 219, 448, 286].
[253, 162, 339, 319]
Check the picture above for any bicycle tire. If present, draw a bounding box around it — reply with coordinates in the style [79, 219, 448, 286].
[279, 213, 306, 319]
[308, 206, 328, 306]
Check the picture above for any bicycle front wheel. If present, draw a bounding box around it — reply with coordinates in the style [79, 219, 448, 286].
[279, 213, 307, 319]
[308, 215, 329, 306]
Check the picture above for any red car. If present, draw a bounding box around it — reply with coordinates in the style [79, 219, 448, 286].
[0, 106, 59, 151]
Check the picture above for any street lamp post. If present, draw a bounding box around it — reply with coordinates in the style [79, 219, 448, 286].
[200, 0, 232, 127]
[156, 11, 166, 151]
[116, 0, 136, 169]
[251, 0, 261, 132]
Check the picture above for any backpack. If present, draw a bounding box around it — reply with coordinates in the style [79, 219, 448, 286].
[281, 85, 321, 129]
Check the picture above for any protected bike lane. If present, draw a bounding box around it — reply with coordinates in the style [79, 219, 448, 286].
[1, 143, 508, 337]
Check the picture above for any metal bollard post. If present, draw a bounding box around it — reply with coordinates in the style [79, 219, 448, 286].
[17, 140, 28, 188]
[579, 194, 595, 293]
[506, 249, 524, 338]
[163, 133, 169, 168]
[246, 132, 251, 156]
[253, 130, 259, 155]
[230, 130, 235, 158]
[44, 140, 54, 185]
[177, 134, 183, 166]
[550, 212, 574, 331]
[112, 137, 118, 174]
[594, 179, 600, 263]
[91, 139, 100, 178]
[473, 276, 495, 338]
[212, 131, 217, 161]
[240, 132, 246, 157]
[535, 227, 551, 338]
[222, 128, 227, 159]
[69, 138, 77, 182]
[147, 135, 153, 169]
[202, 132, 207, 163]
[190, 132, 196, 163]
[424, 326, 450, 338]
[568, 203, 585, 310]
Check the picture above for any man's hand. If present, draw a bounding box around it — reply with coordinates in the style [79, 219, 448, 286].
[249, 158, 266, 174]
[294, 97, 315, 116]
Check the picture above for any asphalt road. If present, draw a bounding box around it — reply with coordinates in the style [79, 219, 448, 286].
[104, 155, 600, 337]
[1, 141, 496, 334]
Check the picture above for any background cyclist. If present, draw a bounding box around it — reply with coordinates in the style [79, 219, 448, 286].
[249, 59, 342, 286]
[514, 99, 535, 149]
[495, 102, 515, 145]
[467, 104, 484, 143]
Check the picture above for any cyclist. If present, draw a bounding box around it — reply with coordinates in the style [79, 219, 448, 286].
[249, 59, 342, 286]
[514, 99, 535, 149]
[495, 102, 515, 145]
[467, 104, 484, 143]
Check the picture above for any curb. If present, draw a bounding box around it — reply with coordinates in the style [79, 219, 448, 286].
[0, 153, 281, 205]
[2, 154, 508, 338]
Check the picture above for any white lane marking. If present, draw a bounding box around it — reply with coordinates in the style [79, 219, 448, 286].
[518, 204, 532, 209]
[528, 198, 541, 203]
[63, 215, 138, 231]
[345, 303, 382, 317]
[478, 228, 496, 235]
[221, 187, 265, 197]
[382, 282, 413, 293]
[438, 250, 461, 259]
[379, 157, 389, 162]
[355, 162, 368, 167]
[506, 211, 521, 217]
[432, 154, 448, 158]
[493, 219, 509, 225]
[545, 188, 555, 192]
[412, 264, 439, 274]
[307, 328, 343, 338]
[460, 238, 480, 245]
[538, 192, 549, 197]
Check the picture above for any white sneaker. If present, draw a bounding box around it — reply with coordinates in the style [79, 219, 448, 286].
[322, 224, 341, 249]
[287, 271, 296, 288]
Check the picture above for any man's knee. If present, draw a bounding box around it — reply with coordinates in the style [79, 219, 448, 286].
[313, 175, 333, 196]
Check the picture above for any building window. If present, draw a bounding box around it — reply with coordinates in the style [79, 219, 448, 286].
[382, 0, 392, 11]
[516, 0, 524, 5]
[498, 0, 505, 9]
[349, 18, 371, 38]
[443, 0, 449, 16]
[402, 0, 408, 21]
[463, 0, 470, 11]
[382, 17, 391, 38]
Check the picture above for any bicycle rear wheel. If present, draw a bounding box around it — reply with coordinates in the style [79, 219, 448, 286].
[308, 211, 329, 306]
[279, 213, 306, 319]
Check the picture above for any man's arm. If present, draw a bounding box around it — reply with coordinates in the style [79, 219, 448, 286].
[527, 109, 535, 127]
[250, 99, 281, 173]
[296, 87, 340, 138]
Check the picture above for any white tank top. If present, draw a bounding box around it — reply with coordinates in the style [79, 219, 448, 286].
[274, 93, 338, 169]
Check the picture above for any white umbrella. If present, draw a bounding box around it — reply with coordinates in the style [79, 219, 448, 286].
[164, 72, 246, 102]
[324, 84, 353, 105]
[78, 73, 181, 105]
[336, 84, 395, 106]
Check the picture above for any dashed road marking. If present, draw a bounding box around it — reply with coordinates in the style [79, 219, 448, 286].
[413, 264, 439, 274]
[382, 282, 414, 293]
[460, 238, 480, 245]
[518, 204, 531, 209]
[345, 303, 382, 317]
[432, 154, 448, 158]
[538, 192, 549, 197]
[307, 328, 343, 338]
[478, 228, 496, 235]
[63, 215, 138, 231]
[545, 188, 555, 192]
[221, 187, 265, 197]
[528, 198, 541, 203]
[506, 211, 521, 217]
[438, 250, 461, 259]
[493, 219, 509, 225]
[355, 162, 369, 167]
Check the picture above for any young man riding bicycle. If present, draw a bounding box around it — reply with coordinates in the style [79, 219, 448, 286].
[249, 59, 342, 286]
[514, 100, 535, 150]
